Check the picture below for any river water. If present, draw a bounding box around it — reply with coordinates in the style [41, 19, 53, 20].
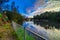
[12, 21, 60, 40]
[22, 21, 50, 40]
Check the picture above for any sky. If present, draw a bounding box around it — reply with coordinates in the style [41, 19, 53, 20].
[4, 0, 48, 17]
[4, 0, 60, 17]
[32, 0, 60, 16]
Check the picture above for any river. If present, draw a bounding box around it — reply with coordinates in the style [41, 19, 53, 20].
[12, 21, 60, 40]
[22, 21, 50, 40]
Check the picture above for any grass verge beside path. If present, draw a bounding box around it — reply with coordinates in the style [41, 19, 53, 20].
[15, 26, 35, 40]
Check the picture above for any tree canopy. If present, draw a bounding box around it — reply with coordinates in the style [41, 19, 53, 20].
[0, 0, 25, 25]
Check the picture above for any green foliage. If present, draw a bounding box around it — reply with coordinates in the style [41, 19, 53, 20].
[34, 11, 60, 22]
[5, 10, 24, 25]
[0, 13, 2, 18]
[0, 0, 24, 25]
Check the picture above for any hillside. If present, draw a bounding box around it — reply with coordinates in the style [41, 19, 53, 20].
[0, 13, 35, 40]
[0, 13, 18, 40]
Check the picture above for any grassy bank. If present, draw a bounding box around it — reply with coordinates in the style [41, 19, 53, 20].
[0, 22, 35, 40]
[0, 23, 19, 40]
[15, 26, 35, 40]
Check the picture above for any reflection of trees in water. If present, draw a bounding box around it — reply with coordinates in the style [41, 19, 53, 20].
[34, 20, 60, 29]
[33, 11, 60, 29]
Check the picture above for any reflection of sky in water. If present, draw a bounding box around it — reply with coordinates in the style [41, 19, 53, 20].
[22, 21, 49, 40]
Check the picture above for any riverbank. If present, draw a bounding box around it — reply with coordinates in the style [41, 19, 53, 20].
[0, 23, 18, 40]
[12, 21, 35, 40]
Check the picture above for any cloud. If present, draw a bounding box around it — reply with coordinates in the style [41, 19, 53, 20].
[42, 1, 60, 12]
[23, 0, 60, 17]
[31, 0, 60, 16]
[34, 0, 46, 10]
[26, 8, 31, 13]
[26, 0, 47, 14]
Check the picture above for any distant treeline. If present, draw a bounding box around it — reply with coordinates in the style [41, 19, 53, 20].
[34, 12, 60, 22]
[33, 11, 60, 29]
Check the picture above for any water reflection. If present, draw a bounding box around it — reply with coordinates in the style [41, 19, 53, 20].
[23, 21, 49, 40]
[34, 20, 60, 29]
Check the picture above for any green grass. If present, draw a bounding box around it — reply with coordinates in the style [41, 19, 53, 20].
[15, 27, 35, 40]
[0, 22, 34, 40]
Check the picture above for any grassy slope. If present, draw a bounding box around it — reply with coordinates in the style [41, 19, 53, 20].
[0, 13, 19, 40]
[0, 22, 18, 40]
[15, 26, 35, 40]
[0, 21, 35, 40]
[0, 14, 35, 40]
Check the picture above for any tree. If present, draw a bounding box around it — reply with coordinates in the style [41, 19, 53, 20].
[5, 10, 24, 25]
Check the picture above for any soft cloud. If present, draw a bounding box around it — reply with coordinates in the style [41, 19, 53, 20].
[24, 0, 60, 17]
[26, 8, 31, 14]
[33, 0, 46, 10]
[31, 0, 60, 16]
[26, 0, 47, 14]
